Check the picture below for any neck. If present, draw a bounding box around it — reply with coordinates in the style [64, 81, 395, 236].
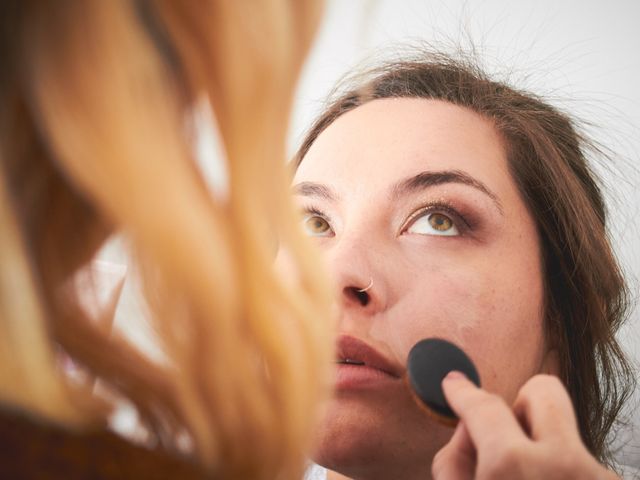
[325, 462, 433, 480]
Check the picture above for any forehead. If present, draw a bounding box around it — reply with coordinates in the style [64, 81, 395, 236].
[295, 98, 512, 196]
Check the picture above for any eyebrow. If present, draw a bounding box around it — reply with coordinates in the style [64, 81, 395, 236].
[293, 169, 503, 214]
[392, 170, 504, 214]
[292, 182, 338, 202]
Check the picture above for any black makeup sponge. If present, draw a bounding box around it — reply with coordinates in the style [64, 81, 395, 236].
[407, 338, 481, 426]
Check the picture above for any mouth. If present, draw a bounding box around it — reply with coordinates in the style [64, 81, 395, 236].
[335, 334, 403, 380]
[337, 358, 366, 366]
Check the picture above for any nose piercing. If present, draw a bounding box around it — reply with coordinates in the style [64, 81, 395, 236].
[357, 278, 374, 293]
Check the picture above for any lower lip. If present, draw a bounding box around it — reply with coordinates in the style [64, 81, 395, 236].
[334, 363, 401, 390]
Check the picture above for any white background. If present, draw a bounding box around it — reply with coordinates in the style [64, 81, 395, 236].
[289, 0, 640, 474]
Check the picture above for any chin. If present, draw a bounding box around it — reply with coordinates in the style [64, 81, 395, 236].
[312, 399, 383, 471]
[311, 393, 452, 479]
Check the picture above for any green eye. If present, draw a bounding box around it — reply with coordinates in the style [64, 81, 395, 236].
[303, 214, 332, 237]
[407, 212, 459, 236]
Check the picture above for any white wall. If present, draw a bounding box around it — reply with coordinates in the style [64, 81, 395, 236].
[290, 0, 640, 474]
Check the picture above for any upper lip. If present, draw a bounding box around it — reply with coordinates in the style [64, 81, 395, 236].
[336, 334, 402, 378]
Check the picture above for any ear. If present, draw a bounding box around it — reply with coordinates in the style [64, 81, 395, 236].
[540, 348, 560, 376]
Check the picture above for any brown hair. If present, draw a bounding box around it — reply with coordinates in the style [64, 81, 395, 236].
[294, 53, 634, 465]
[0, 1, 332, 479]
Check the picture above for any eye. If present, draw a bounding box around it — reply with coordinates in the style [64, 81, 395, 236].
[406, 210, 460, 237]
[302, 211, 333, 237]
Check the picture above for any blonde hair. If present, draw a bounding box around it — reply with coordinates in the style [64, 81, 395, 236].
[0, 1, 332, 479]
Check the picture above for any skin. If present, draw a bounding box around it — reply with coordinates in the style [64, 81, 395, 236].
[435, 373, 618, 480]
[293, 98, 616, 479]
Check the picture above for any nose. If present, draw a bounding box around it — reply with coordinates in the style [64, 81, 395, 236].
[325, 235, 387, 314]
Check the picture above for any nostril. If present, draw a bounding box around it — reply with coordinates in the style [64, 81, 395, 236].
[344, 286, 370, 307]
[355, 289, 370, 306]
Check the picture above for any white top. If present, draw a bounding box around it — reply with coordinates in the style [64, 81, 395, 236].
[304, 464, 327, 480]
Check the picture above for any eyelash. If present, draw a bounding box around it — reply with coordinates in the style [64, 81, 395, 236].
[402, 201, 472, 235]
[300, 201, 472, 236]
[301, 204, 333, 227]
[302, 205, 330, 219]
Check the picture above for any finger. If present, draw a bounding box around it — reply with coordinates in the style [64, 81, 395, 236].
[442, 371, 527, 450]
[512, 374, 580, 443]
[432, 421, 475, 480]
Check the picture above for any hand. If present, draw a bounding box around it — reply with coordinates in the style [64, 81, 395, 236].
[431, 372, 619, 480]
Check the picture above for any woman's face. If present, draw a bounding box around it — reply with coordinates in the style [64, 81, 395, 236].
[293, 98, 557, 479]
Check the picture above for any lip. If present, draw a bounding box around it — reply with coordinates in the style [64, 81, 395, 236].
[334, 334, 403, 390]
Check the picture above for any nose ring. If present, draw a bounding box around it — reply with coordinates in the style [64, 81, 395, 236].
[357, 278, 374, 293]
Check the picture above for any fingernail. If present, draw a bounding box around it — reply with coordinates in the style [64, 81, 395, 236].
[444, 370, 467, 382]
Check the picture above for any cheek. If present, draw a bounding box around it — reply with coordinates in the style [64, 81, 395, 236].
[375, 252, 546, 401]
